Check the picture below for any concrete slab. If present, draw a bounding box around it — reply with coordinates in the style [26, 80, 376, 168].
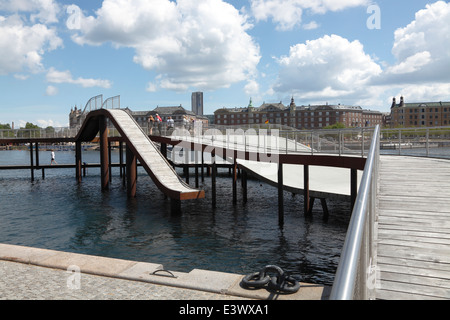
[0, 243, 59, 265]
[0, 243, 330, 300]
[39, 251, 138, 278]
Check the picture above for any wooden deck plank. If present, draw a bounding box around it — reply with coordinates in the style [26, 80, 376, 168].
[375, 155, 450, 300]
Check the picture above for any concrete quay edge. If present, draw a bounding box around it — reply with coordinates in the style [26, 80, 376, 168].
[0, 243, 330, 300]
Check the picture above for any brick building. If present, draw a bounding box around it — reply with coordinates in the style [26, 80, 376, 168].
[390, 96, 450, 127]
[214, 97, 384, 129]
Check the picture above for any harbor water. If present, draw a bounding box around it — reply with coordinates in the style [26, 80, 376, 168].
[0, 149, 353, 285]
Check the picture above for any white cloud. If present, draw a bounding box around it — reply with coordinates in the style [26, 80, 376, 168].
[0, 15, 62, 75]
[380, 1, 450, 85]
[302, 21, 319, 30]
[0, 0, 60, 24]
[46, 67, 112, 88]
[14, 73, 30, 80]
[270, 2, 450, 109]
[146, 82, 158, 92]
[45, 85, 58, 96]
[70, 0, 260, 92]
[273, 34, 382, 100]
[249, 0, 368, 30]
[386, 51, 432, 75]
[393, 83, 450, 103]
[244, 79, 260, 96]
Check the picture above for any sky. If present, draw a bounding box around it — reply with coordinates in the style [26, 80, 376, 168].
[0, 0, 449, 128]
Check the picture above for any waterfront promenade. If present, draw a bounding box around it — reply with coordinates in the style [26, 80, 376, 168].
[0, 243, 330, 300]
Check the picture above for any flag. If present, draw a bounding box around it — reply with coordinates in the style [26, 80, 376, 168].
[265, 119, 269, 124]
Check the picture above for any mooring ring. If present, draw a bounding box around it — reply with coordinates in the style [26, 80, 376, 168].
[268, 275, 301, 293]
[241, 272, 271, 288]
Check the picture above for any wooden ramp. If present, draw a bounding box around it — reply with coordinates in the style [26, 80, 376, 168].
[375, 155, 450, 300]
[77, 109, 204, 201]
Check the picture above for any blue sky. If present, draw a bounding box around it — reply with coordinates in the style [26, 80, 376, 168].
[1, 0, 449, 127]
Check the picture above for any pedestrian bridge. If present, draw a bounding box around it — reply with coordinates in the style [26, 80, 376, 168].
[75, 108, 205, 201]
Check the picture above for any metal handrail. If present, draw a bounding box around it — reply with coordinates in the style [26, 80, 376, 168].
[329, 124, 380, 300]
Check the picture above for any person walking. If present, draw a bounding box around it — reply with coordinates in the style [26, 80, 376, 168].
[50, 150, 57, 165]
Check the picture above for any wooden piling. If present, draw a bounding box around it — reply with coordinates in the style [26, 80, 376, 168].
[195, 150, 199, 188]
[108, 140, 112, 183]
[211, 151, 216, 208]
[29, 142, 34, 182]
[304, 165, 310, 216]
[184, 147, 189, 184]
[232, 156, 237, 204]
[278, 162, 284, 226]
[126, 144, 137, 198]
[119, 141, 123, 178]
[75, 141, 82, 183]
[99, 116, 109, 190]
[242, 168, 248, 203]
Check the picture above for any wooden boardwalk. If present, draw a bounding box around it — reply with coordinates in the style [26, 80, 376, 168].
[376, 155, 450, 300]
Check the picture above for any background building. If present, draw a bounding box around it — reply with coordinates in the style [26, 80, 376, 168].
[214, 97, 384, 129]
[191, 92, 203, 116]
[390, 96, 450, 127]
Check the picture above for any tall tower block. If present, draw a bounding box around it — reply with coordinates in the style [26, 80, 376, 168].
[191, 92, 203, 116]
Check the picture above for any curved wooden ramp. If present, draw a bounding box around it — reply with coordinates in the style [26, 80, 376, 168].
[76, 109, 204, 201]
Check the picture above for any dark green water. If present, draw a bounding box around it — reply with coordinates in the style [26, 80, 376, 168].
[0, 149, 351, 285]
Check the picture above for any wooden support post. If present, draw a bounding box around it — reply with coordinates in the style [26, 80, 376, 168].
[320, 198, 329, 221]
[184, 147, 189, 184]
[119, 141, 123, 178]
[195, 150, 199, 188]
[242, 168, 248, 203]
[75, 141, 82, 183]
[35, 142, 44, 179]
[232, 156, 237, 204]
[304, 165, 310, 216]
[211, 151, 216, 209]
[170, 199, 181, 214]
[29, 142, 34, 182]
[160, 143, 167, 159]
[99, 116, 109, 190]
[308, 197, 315, 215]
[278, 162, 284, 226]
[126, 144, 137, 198]
[201, 151, 205, 182]
[351, 168, 357, 210]
[108, 140, 112, 183]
